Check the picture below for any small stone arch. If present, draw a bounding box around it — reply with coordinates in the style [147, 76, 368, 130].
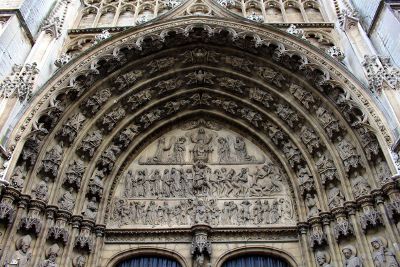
[215, 246, 298, 267]
[106, 247, 189, 267]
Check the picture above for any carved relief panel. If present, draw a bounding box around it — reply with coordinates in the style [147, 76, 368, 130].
[108, 122, 297, 228]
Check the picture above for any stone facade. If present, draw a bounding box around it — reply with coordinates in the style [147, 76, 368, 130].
[0, 0, 400, 267]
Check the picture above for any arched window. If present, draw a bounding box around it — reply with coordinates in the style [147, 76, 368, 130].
[222, 254, 291, 267]
[117, 256, 182, 267]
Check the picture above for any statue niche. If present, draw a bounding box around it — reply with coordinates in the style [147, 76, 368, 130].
[109, 121, 296, 229]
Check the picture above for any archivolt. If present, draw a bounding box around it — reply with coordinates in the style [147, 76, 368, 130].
[1, 16, 398, 266]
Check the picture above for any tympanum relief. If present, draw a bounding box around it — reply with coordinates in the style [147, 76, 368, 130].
[109, 124, 296, 228]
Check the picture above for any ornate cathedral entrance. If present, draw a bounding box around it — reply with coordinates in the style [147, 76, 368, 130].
[1, 5, 399, 267]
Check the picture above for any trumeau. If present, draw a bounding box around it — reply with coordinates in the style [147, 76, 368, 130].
[1, 0, 400, 267]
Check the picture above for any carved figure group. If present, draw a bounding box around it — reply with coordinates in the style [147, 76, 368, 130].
[111, 198, 293, 227]
[123, 163, 284, 198]
[146, 129, 257, 164]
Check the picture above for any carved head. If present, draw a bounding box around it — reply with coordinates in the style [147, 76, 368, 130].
[17, 235, 32, 253]
[342, 245, 356, 259]
[315, 251, 329, 266]
[371, 236, 385, 250]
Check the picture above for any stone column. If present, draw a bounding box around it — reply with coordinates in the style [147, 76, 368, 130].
[297, 222, 313, 267]
[31, 205, 57, 266]
[60, 215, 82, 266]
[372, 189, 400, 256]
[344, 201, 374, 267]
[90, 224, 106, 267]
[0, 191, 28, 266]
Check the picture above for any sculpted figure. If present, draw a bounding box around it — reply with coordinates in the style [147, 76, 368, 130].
[306, 193, 320, 217]
[279, 198, 293, 223]
[263, 200, 271, 224]
[161, 169, 171, 197]
[342, 245, 363, 267]
[217, 137, 232, 163]
[193, 162, 210, 196]
[239, 200, 252, 224]
[112, 199, 130, 225]
[41, 143, 63, 177]
[351, 172, 371, 198]
[145, 201, 158, 225]
[231, 168, 249, 196]
[371, 236, 400, 267]
[185, 168, 194, 196]
[124, 170, 135, 197]
[135, 169, 146, 197]
[72, 255, 86, 267]
[190, 128, 213, 163]
[194, 199, 208, 224]
[83, 197, 98, 220]
[32, 179, 49, 201]
[170, 167, 182, 197]
[152, 137, 171, 163]
[10, 165, 25, 190]
[253, 200, 263, 224]
[270, 199, 280, 224]
[316, 251, 333, 267]
[209, 169, 220, 196]
[39, 243, 60, 267]
[327, 183, 345, 209]
[234, 136, 255, 162]
[171, 137, 186, 164]
[9, 235, 32, 267]
[58, 187, 75, 212]
[250, 164, 282, 195]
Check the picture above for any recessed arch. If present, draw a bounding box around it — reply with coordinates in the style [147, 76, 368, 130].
[1, 15, 399, 267]
[215, 246, 298, 267]
[106, 247, 189, 267]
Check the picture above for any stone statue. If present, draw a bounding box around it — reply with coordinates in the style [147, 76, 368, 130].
[233, 136, 255, 162]
[124, 170, 135, 197]
[249, 164, 282, 195]
[190, 128, 213, 163]
[315, 251, 333, 267]
[58, 187, 75, 212]
[39, 243, 60, 267]
[327, 183, 345, 209]
[193, 162, 211, 196]
[83, 197, 98, 220]
[351, 171, 371, 198]
[306, 193, 320, 217]
[371, 236, 400, 267]
[151, 137, 171, 163]
[32, 179, 49, 201]
[8, 235, 32, 267]
[10, 165, 25, 191]
[342, 245, 363, 267]
[72, 255, 87, 267]
[217, 137, 232, 163]
[170, 137, 186, 163]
